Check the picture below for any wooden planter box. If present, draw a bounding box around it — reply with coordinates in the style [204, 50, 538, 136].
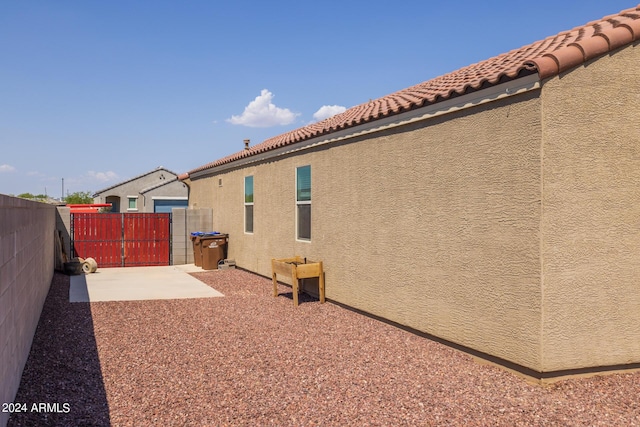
[271, 256, 325, 306]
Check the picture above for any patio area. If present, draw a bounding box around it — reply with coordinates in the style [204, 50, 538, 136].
[8, 269, 640, 426]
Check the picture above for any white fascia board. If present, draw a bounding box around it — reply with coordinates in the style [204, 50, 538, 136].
[191, 75, 540, 179]
[151, 196, 188, 200]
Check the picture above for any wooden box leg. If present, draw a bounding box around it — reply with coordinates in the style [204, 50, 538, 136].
[272, 273, 278, 297]
[292, 264, 299, 307]
[272, 259, 278, 297]
[318, 261, 325, 304]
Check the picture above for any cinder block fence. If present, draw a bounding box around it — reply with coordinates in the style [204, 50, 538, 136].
[0, 200, 214, 426]
[0, 195, 56, 427]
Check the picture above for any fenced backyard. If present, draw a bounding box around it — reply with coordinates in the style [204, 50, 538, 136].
[7, 269, 640, 426]
[3, 195, 640, 426]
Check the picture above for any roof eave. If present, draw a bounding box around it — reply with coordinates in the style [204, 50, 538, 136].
[189, 74, 541, 180]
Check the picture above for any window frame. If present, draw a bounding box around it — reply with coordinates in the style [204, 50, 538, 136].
[295, 165, 311, 241]
[127, 196, 138, 211]
[244, 175, 254, 234]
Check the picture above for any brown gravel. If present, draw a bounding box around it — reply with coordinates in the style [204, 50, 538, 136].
[8, 270, 640, 426]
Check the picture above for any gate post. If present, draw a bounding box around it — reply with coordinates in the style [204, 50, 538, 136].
[120, 213, 125, 267]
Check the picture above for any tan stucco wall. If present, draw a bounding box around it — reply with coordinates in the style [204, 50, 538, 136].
[189, 91, 544, 370]
[541, 42, 640, 371]
[187, 42, 640, 374]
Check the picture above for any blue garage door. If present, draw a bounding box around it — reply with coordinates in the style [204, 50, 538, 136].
[154, 199, 188, 213]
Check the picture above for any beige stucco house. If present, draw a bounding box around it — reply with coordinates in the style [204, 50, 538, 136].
[93, 167, 188, 213]
[180, 6, 640, 379]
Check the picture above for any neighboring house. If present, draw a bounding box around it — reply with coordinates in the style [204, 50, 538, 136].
[94, 167, 188, 213]
[179, 6, 640, 379]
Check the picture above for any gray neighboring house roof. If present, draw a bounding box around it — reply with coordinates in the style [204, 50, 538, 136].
[93, 167, 179, 197]
[140, 176, 182, 194]
[93, 167, 188, 213]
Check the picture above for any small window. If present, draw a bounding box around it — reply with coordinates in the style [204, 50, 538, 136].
[296, 166, 311, 240]
[244, 175, 254, 233]
[128, 196, 138, 210]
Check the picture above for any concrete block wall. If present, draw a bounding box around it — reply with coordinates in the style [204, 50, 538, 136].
[0, 195, 56, 427]
[172, 208, 213, 264]
[171, 208, 188, 265]
[55, 207, 71, 263]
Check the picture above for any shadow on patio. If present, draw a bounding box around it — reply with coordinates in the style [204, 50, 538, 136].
[8, 273, 111, 426]
[7, 268, 640, 426]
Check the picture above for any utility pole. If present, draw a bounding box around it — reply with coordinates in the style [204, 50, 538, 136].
[61, 178, 64, 201]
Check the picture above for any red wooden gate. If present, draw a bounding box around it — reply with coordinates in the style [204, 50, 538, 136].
[71, 213, 171, 267]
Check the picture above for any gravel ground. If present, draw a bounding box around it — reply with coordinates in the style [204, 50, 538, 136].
[8, 270, 640, 426]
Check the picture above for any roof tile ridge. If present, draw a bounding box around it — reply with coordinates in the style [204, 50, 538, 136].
[381, 97, 394, 115]
[373, 98, 385, 118]
[183, 4, 640, 178]
[526, 5, 640, 79]
[384, 97, 402, 115]
[392, 92, 424, 110]
[619, 10, 640, 36]
[354, 101, 375, 126]
[595, 18, 637, 50]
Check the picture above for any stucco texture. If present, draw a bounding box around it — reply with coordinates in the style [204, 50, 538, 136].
[189, 91, 544, 370]
[541, 42, 640, 371]
[187, 43, 640, 375]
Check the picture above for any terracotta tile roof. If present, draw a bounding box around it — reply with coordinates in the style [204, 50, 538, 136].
[185, 5, 640, 178]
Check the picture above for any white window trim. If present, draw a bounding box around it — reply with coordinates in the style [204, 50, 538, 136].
[127, 196, 138, 211]
[151, 196, 188, 200]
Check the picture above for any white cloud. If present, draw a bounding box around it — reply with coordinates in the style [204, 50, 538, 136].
[227, 89, 299, 128]
[0, 164, 16, 173]
[313, 105, 347, 122]
[87, 171, 119, 183]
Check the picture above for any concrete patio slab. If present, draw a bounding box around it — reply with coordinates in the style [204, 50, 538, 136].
[69, 264, 224, 302]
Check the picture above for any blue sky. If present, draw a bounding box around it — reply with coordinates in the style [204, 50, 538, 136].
[0, 1, 635, 197]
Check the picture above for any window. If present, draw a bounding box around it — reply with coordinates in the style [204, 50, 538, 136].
[244, 175, 254, 233]
[127, 196, 138, 211]
[296, 165, 311, 240]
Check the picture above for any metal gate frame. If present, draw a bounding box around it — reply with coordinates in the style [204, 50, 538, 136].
[71, 213, 172, 267]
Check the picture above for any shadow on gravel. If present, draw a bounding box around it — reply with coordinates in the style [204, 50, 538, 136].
[279, 291, 319, 305]
[8, 272, 111, 426]
[277, 276, 323, 305]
